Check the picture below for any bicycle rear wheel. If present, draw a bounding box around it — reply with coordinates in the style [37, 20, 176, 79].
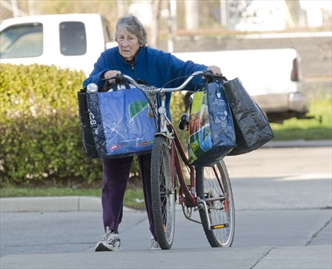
[196, 160, 235, 247]
[150, 136, 176, 250]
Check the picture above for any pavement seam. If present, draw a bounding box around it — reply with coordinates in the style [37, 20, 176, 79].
[250, 246, 276, 269]
[305, 217, 332, 246]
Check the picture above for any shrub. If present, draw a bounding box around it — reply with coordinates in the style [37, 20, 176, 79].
[0, 64, 102, 187]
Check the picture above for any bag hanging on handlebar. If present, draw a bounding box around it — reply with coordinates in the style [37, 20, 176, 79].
[222, 77, 274, 156]
[78, 84, 129, 160]
[188, 81, 236, 166]
[77, 88, 99, 159]
[83, 87, 156, 159]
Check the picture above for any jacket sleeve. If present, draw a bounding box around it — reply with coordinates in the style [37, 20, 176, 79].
[167, 55, 208, 91]
[82, 52, 110, 89]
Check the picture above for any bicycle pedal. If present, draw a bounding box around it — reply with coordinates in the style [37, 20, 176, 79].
[178, 114, 189, 130]
[210, 223, 229, 230]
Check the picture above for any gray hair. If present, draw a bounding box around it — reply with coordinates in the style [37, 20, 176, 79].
[115, 14, 147, 46]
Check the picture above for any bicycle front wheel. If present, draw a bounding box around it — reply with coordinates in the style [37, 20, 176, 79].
[196, 160, 235, 247]
[150, 136, 176, 250]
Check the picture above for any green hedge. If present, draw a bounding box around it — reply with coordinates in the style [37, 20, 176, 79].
[0, 64, 102, 187]
[0, 64, 186, 188]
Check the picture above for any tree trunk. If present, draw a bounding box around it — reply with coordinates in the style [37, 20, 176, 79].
[150, 0, 161, 48]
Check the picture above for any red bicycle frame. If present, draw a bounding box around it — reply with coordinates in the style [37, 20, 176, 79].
[167, 124, 227, 210]
[167, 124, 198, 208]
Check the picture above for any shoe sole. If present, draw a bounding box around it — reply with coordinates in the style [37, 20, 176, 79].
[95, 242, 120, 252]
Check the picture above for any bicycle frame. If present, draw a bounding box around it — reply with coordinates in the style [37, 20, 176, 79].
[157, 96, 198, 208]
[156, 91, 229, 230]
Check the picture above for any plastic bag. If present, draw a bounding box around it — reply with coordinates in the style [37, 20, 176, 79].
[77, 89, 99, 159]
[222, 77, 274, 156]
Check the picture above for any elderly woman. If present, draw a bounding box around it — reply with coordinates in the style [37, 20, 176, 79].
[83, 14, 221, 251]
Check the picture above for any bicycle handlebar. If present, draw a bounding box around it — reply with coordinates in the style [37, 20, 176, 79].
[103, 70, 226, 93]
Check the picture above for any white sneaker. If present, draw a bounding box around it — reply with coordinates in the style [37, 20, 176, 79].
[151, 236, 160, 249]
[95, 227, 121, 251]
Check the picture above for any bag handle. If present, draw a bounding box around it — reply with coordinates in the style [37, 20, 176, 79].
[101, 74, 148, 92]
[112, 81, 131, 91]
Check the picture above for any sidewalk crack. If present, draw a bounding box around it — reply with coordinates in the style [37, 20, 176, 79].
[250, 247, 276, 269]
[305, 217, 332, 246]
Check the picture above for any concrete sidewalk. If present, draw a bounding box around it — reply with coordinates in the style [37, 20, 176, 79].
[1, 245, 331, 269]
[1, 192, 331, 269]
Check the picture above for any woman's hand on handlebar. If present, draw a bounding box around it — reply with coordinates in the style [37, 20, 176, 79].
[203, 66, 227, 82]
[103, 70, 121, 84]
[202, 65, 223, 79]
[207, 65, 222, 76]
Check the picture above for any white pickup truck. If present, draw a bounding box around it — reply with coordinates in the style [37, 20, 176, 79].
[174, 49, 309, 123]
[0, 13, 309, 123]
[0, 13, 116, 75]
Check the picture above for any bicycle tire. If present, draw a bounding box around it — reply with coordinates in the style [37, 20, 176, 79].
[196, 160, 235, 247]
[150, 136, 176, 250]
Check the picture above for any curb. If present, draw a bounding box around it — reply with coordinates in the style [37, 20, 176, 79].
[0, 196, 102, 213]
[262, 139, 331, 148]
[0, 196, 135, 213]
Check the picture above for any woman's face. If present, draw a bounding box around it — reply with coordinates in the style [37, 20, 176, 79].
[116, 28, 140, 61]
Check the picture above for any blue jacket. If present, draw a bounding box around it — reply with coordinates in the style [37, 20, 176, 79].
[83, 46, 208, 116]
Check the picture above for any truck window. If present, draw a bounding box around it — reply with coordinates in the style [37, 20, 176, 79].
[0, 23, 43, 58]
[59, 21, 86, 56]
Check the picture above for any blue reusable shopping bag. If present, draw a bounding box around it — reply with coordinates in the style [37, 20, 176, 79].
[86, 88, 156, 159]
[188, 81, 236, 166]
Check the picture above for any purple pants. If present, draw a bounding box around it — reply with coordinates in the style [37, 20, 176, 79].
[101, 154, 156, 239]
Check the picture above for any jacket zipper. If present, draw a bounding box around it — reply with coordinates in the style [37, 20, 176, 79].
[131, 64, 135, 79]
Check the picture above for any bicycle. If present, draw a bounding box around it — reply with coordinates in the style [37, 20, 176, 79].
[115, 71, 235, 250]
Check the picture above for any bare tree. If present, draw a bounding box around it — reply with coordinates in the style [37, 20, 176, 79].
[150, 0, 161, 48]
[185, 0, 198, 30]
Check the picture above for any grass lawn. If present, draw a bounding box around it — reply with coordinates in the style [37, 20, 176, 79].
[0, 184, 146, 210]
[270, 99, 332, 140]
